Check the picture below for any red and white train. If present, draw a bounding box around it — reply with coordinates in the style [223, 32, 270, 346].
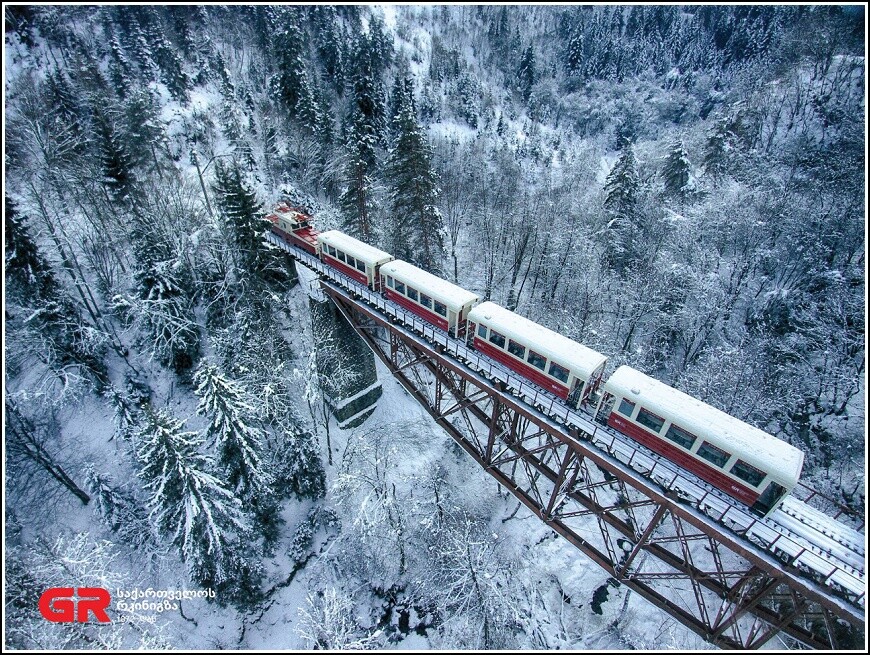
[268, 207, 806, 517]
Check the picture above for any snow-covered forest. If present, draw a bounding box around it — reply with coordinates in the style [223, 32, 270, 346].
[4, 5, 865, 650]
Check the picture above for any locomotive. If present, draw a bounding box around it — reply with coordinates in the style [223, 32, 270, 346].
[268, 206, 805, 518]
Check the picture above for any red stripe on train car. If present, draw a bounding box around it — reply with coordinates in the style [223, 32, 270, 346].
[606, 413, 759, 506]
[384, 290, 450, 331]
[290, 230, 317, 254]
[323, 255, 370, 286]
[473, 337, 570, 399]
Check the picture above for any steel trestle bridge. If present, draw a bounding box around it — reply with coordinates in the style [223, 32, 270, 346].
[266, 232, 866, 650]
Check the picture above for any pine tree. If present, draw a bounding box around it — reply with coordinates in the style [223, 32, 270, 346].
[386, 103, 445, 272]
[603, 146, 643, 274]
[566, 30, 584, 78]
[92, 104, 138, 203]
[212, 159, 266, 272]
[135, 410, 255, 591]
[662, 139, 693, 197]
[193, 362, 272, 501]
[340, 111, 377, 241]
[350, 33, 388, 147]
[273, 14, 311, 120]
[517, 45, 537, 103]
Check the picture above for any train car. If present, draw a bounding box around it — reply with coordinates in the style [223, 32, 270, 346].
[597, 365, 805, 517]
[467, 301, 608, 407]
[265, 202, 318, 254]
[380, 260, 480, 337]
[316, 230, 394, 290]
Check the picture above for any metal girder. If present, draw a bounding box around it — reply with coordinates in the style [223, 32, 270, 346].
[322, 285, 865, 651]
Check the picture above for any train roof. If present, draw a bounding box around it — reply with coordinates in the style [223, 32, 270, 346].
[468, 301, 608, 379]
[318, 230, 394, 267]
[604, 366, 805, 487]
[381, 260, 479, 311]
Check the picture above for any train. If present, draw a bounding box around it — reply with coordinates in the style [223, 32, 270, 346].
[267, 205, 806, 518]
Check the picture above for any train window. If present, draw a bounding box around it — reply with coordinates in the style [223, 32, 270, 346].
[697, 442, 731, 469]
[618, 398, 636, 417]
[549, 361, 569, 383]
[507, 339, 526, 359]
[730, 459, 765, 487]
[477, 324, 488, 339]
[420, 293, 432, 309]
[636, 408, 665, 433]
[434, 300, 447, 317]
[664, 424, 697, 450]
[395, 281, 405, 294]
[488, 329, 506, 348]
[355, 259, 366, 273]
[337, 250, 347, 263]
[527, 350, 546, 371]
[386, 276, 394, 288]
[407, 287, 419, 302]
[327, 245, 337, 257]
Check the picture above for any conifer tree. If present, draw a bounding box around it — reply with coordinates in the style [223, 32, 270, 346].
[386, 103, 445, 272]
[193, 362, 272, 502]
[340, 111, 377, 241]
[517, 44, 537, 103]
[212, 159, 266, 272]
[135, 410, 256, 592]
[663, 139, 693, 197]
[92, 104, 138, 204]
[603, 146, 643, 273]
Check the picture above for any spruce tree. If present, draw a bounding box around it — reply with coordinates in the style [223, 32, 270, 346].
[92, 104, 138, 203]
[663, 139, 693, 197]
[193, 362, 272, 502]
[212, 159, 266, 272]
[386, 103, 445, 272]
[603, 146, 643, 274]
[340, 111, 377, 241]
[517, 45, 537, 103]
[135, 410, 256, 592]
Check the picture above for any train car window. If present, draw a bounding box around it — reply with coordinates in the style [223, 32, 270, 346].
[549, 361, 569, 383]
[636, 408, 665, 433]
[387, 276, 394, 288]
[327, 245, 337, 257]
[697, 441, 731, 468]
[527, 350, 546, 370]
[618, 398, 636, 417]
[477, 324, 488, 339]
[488, 329, 506, 348]
[664, 424, 697, 450]
[337, 250, 347, 263]
[508, 339, 526, 359]
[434, 300, 447, 317]
[420, 293, 432, 309]
[355, 259, 366, 273]
[407, 287, 419, 302]
[395, 281, 405, 294]
[730, 459, 765, 487]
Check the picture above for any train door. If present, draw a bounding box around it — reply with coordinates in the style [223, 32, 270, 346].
[594, 391, 615, 425]
[568, 378, 584, 408]
[448, 309, 457, 337]
[751, 481, 787, 516]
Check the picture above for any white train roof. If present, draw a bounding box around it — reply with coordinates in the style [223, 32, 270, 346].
[381, 260, 479, 311]
[605, 366, 805, 487]
[318, 231, 394, 267]
[468, 301, 607, 379]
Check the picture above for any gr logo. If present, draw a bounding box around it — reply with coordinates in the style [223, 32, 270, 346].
[39, 587, 111, 623]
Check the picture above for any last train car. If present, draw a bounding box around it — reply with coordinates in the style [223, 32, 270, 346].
[598, 365, 805, 517]
[316, 230, 394, 290]
[380, 260, 479, 337]
[468, 301, 608, 407]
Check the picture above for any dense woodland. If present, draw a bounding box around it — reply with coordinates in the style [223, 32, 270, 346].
[4, 5, 865, 650]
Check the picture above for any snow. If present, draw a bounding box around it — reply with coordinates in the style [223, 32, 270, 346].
[605, 366, 806, 486]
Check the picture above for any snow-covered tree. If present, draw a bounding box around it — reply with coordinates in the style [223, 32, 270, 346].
[386, 102, 445, 272]
[602, 146, 643, 274]
[135, 409, 260, 598]
[662, 139, 694, 197]
[340, 110, 378, 241]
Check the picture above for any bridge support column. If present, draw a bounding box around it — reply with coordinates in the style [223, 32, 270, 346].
[309, 295, 382, 429]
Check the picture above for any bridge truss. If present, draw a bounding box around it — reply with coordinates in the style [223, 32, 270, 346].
[320, 281, 864, 650]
